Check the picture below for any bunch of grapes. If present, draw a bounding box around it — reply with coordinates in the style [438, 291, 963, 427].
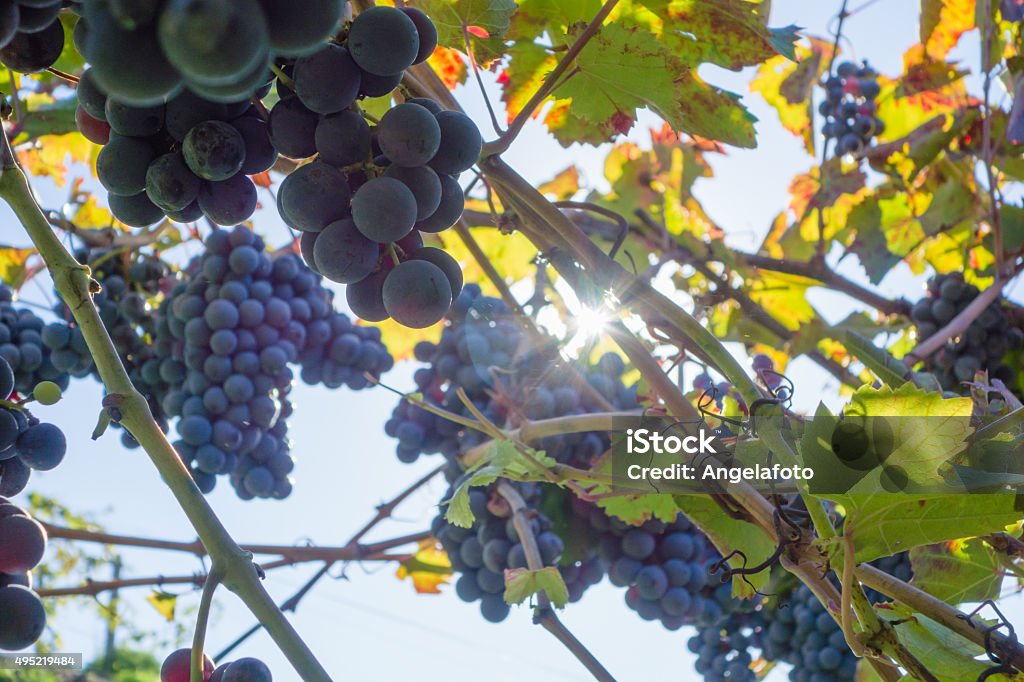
[590, 507, 723, 630]
[150, 226, 391, 499]
[820, 61, 883, 157]
[911, 273, 1022, 392]
[693, 372, 747, 413]
[0, 496, 48, 651]
[688, 606, 764, 682]
[0, 0, 68, 76]
[0, 286, 69, 395]
[78, 66, 278, 227]
[387, 284, 638, 467]
[211, 656, 274, 682]
[431, 483, 601, 623]
[0, 356, 67, 498]
[273, 5, 479, 329]
[75, 0, 346, 106]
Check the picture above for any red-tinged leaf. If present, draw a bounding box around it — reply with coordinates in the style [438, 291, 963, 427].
[896, 45, 968, 98]
[0, 246, 35, 288]
[466, 25, 490, 37]
[428, 45, 468, 90]
[546, 23, 756, 148]
[788, 158, 866, 217]
[499, 41, 557, 123]
[249, 171, 272, 188]
[920, 0, 976, 61]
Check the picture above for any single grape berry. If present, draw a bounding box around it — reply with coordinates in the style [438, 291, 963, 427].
[31, 381, 61, 406]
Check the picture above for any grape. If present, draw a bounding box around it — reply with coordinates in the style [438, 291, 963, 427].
[259, 0, 343, 56]
[167, 200, 203, 223]
[621, 528, 656, 559]
[0, 17, 62, 72]
[293, 43, 362, 115]
[314, 110, 371, 167]
[146, 152, 202, 211]
[222, 657, 273, 682]
[0, 457, 30, 497]
[408, 97, 443, 116]
[0, 354, 14, 399]
[384, 165, 441, 220]
[17, 4, 60, 33]
[0, 513, 46, 574]
[416, 172, 464, 233]
[358, 70, 403, 98]
[164, 89, 236, 141]
[160, 648, 214, 682]
[346, 6, 420, 76]
[268, 96, 319, 158]
[351, 177, 418, 243]
[345, 269, 389, 322]
[382, 260, 452, 328]
[76, 69, 109, 120]
[157, 0, 269, 86]
[105, 98, 165, 137]
[428, 111, 482, 174]
[278, 160, 350, 232]
[198, 173, 258, 225]
[97, 135, 157, 196]
[80, 5, 182, 105]
[107, 0, 160, 29]
[109, 190, 166, 227]
[75, 106, 112, 145]
[0, 3, 17, 48]
[29, 382, 59, 407]
[401, 7, 438, 65]
[188, 57, 272, 104]
[0, 585, 46, 650]
[311, 219, 380, 285]
[184, 120, 247, 181]
[299, 232, 319, 274]
[377, 103, 441, 167]
[231, 113, 278, 175]
[408, 247, 462, 300]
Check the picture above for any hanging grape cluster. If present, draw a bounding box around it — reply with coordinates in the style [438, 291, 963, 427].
[911, 272, 1022, 393]
[820, 61, 883, 156]
[0, 496, 48, 652]
[0, 0, 68, 76]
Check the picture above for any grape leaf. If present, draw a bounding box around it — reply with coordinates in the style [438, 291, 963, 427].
[498, 41, 558, 123]
[396, 539, 453, 594]
[846, 194, 903, 285]
[909, 539, 1002, 605]
[428, 45, 468, 90]
[417, 0, 517, 64]
[745, 271, 818, 332]
[373, 318, 441, 362]
[749, 39, 832, 154]
[146, 591, 177, 621]
[537, 166, 580, 200]
[920, 0, 976, 61]
[0, 246, 35, 288]
[674, 494, 776, 597]
[875, 603, 1004, 681]
[547, 23, 757, 148]
[918, 178, 978, 237]
[439, 227, 539, 296]
[632, 0, 798, 69]
[504, 566, 570, 608]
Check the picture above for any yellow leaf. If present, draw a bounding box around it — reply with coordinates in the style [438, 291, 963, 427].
[72, 195, 116, 230]
[0, 246, 35, 288]
[372, 318, 441, 362]
[441, 227, 539, 294]
[747, 271, 819, 331]
[396, 540, 452, 594]
[537, 166, 580, 200]
[146, 591, 177, 621]
[17, 133, 95, 187]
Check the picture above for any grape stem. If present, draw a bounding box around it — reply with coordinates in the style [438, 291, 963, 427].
[482, 0, 622, 156]
[496, 481, 617, 682]
[979, 0, 1005, 278]
[191, 567, 221, 682]
[0, 126, 332, 681]
[45, 209, 173, 250]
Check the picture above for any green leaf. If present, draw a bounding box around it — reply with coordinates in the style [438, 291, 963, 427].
[417, 0, 516, 63]
[595, 492, 681, 525]
[548, 23, 756, 148]
[875, 602, 1000, 681]
[674, 494, 776, 597]
[841, 330, 910, 386]
[499, 41, 558, 123]
[443, 441, 558, 526]
[909, 539, 1002, 605]
[504, 566, 570, 608]
[918, 178, 978, 238]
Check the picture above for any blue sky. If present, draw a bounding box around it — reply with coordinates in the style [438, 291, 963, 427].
[5, 2, 1023, 681]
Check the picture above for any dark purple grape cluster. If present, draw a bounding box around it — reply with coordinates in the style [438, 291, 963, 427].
[78, 67, 278, 227]
[688, 605, 763, 682]
[431, 483, 604, 623]
[0, 286, 70, 396]
[0, 0, 68, 76]
[150, 226, 391, 499]
[386, 284, 638, 467]
[0, 496, 48, 651]
[820, 61, 883, 157]
[75, 0, 347, 107]
[272, 6, 479, 329]
[911, 273, 1022, 392]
